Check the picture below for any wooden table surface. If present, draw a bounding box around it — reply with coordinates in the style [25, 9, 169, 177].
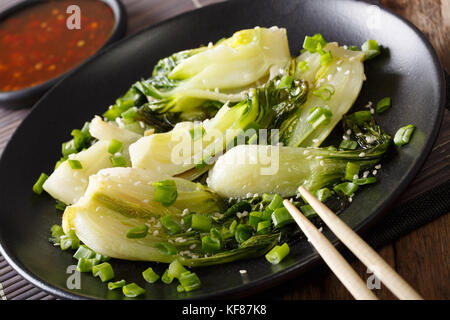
[0, 0, 448, 300]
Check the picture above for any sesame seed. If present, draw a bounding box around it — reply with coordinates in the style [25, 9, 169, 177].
[189, 244, 196, 250]
[359, 152, 366, 157]
[320, 160, 325, 166]
[372, 170, 378, 175]
[363, 171, 370, 178]
[353, 174, 359, 180]
[375, 164, 381, 169]
[346, 129, 352, 135]
[337, 67, 342, 72]
[239, 270, 247, 274]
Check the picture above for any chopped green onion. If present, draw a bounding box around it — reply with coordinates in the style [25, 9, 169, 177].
[59, 230, 80, 250]
[262, 193, 275, 203]
[348, 45, 359, 51]
[121, 107, 139, 122]
[160, 215, 181, 235]
[202, 235, 221, 253]
[110, 155, 127, 167]
[265, 243, 290, 264]
[95, 253, 110, 263]
[302, 34, 327, 53]
[353, 177, 377, 185]
[126, 225, 148, 239]
[298, 61, 309, 73]
[55, 200, 66, 211]
[320, 50, 333, 66]
[326, 146, 337, 151]
[142, 267, 160, 283]
[54, 157, 65, 170]
[168, 260, 188, 279]
[278, 75, 293, 89]
[177, 284, 185, 293]
[152, 180, 178, 207]
[50, 225, 65, 244]
[345, 162, 361, 181]
[307, 106, 332, 128]
[339, 139, 358, 150]
[300, 204, 318, 218]
[267, 194, 284, 212]
[376, 97, 391, 114]
[92, 262, 114, 282]
[179, 272, 201, 292]
[68, 159, 83, 169]
[394, 124, 415, 146]
[349, 110, 372, 125]
[315, 188, 332, 202]
[334, 182, 359, 196]
[312, 84, 335, 101]
[191, 214, 212, 232]
[103, 106, 122, 121]
[32, 173, 48, 195]
[256, 220, 272, 235]
[362, 40, 381, 60]
[62, 140, 77, 158]
[229, 220, 237, 233]
[73, 245, 96, 260]
[154, 242, 178, 255]
[248, 211, 263, 229]
[271, 207, 294, 228]
[235, 224, 252, 244]
[161, 268, 174, 284]
[108, 139, 123, 154]
[183, 213, 193, 229]
[77, 257, 95, 272]
[122, 283, 145, 298]
[108, 280, 126, 290]
[189, 126, 206, 141]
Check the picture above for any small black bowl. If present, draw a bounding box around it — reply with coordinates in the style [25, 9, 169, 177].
[0, 0, 126, 109]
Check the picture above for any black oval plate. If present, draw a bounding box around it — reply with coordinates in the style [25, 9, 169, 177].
[0, 0, 445, 300]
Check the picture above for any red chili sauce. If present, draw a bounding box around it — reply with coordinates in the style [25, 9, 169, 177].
[0, 0, 115, 92]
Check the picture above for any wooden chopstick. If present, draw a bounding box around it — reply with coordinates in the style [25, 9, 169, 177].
[283, 200, 378, 300]
[294, 186, 423, 300]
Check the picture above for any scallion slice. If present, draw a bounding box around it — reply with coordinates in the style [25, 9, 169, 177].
[142, 267, 160, 283]
[154, 242, 178, 255]
[191, 214, 212, 232]
[161, 268, 174, 284]
[32, 173, 48, 195]
[256, 220, 272, 235]
[315, 188, 332, 202]
[160, 215, 181, 235]
[59, 230, 80, 250]
[376, 97, 391, 114]
[77, 257, 95, 272]
[298, 61, 309, 73]
[353, 177, 377, 185]
[110, 155, 127, 167]
[73, 245, 96, 260]
[278, 75, 294, 89]
[394, 124, 415, 146]
[108, 280, 126, 290]
[122, 283, 146, 298]
[333, 182, 359, 196]
[300, 204, 318, 218]
[152, 180, 178, 207]
[235, 224, 252, 244]
[312, 84, 335, 101]
[271, 207, 294, 228]
[68, 159, 83, 169]
[168, 260, 188, 279]
[126, 225, 148, 239]
[92, 262, 114, 282]
[108, 139, 123, 154]
[265, 243, 290, 264]
[320, 50, 333, 66]
[179, 272, 201, 292]
[339, 139, 358, 150]
[362, 39, 381, 60]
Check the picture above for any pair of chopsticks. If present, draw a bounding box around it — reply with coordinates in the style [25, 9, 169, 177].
[283, 186, 423, 300]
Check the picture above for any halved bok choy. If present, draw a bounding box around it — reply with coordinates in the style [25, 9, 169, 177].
[208, 116, 390, 198]
[133, 27, 291, 124]
[43, 118, 141, 205]
[62, 167, 277, 266]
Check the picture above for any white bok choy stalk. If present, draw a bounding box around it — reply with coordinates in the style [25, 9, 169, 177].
[43, 117, 141, 205]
